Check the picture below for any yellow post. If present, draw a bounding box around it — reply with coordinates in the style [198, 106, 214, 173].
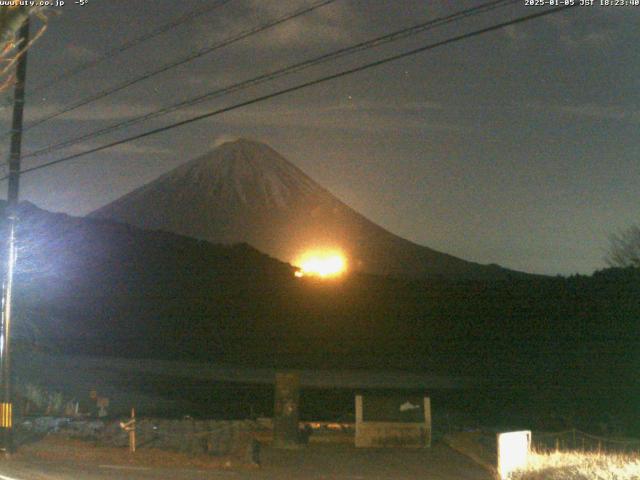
[129, 408, 136, 453]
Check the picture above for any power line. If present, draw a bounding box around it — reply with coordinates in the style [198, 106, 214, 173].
[24, 0, 519, 161]
[2, 4, 576, 182]
[13, 4, 575, 178]
[0, 0, 234, 112]
[6, 0, 338, 136]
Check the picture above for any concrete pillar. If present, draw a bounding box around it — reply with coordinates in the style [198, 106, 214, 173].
[355, 394, 363, 448]
[355, 395, 363, 423]
[424, 397, 432, 447]
[273, 371, 300, 449]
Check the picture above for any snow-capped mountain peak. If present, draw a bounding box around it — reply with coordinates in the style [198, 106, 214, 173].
[91, 138, 521, 279]
[173, 138, 322, 209]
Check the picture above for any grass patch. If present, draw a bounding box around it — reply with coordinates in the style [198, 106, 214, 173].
[511, 450, 640, 480]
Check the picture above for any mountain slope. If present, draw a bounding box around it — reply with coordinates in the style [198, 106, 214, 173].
[3, 201, 639, 394]
[90, 138, 524, 279]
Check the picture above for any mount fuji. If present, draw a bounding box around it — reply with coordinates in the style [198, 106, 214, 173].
[90, 138, 523, 279]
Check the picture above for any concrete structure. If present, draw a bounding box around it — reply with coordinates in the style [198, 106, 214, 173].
[13, 349, 472, 417]
[273, 372, 300, 449]
[355, 394, 431, 448]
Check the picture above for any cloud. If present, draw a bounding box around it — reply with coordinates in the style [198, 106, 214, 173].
[207, 100, 464, 134]
[260, 10, 353, 47]
[525, 101, 640, 122]
[541, 10, 622, 53]
[558, 28, 616, 52]
[503, 24, 530, 44]
[212, 134, 241, 147]
[516, 12, 624, 54]
[10, 101, 161, 125]
[22, 138, 171, 164]
[65, 44, 100, 62]
[194, 0, 357, 53]
[100, 142, 171, 156]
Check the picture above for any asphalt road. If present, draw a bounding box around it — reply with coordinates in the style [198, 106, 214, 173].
[0, 444, 492, 480]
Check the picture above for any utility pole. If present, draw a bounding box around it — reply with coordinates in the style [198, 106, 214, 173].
[0, 15, 30, 454]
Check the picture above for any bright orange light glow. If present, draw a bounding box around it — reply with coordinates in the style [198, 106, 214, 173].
[294, 250, 347, 278]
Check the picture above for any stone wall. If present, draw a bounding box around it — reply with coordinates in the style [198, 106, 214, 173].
[20, 416, 261, 462]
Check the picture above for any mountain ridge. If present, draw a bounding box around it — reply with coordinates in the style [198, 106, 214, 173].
[90, 138, 532, 279]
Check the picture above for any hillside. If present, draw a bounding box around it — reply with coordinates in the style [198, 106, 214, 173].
[2, 201, 639, 429]
[2, 202, 637, 385]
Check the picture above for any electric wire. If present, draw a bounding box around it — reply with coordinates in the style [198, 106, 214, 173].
[4, 0, 338, 136]
[23, 0, 519, 161]
[0, 0, 234, 111]
[1, 4, 577, 181]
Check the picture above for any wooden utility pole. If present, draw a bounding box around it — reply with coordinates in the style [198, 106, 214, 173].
[0, 15, 29, 454]
[118, 407, 137, 453]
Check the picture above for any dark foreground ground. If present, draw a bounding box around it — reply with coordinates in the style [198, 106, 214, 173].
[0, 439, 492, 480]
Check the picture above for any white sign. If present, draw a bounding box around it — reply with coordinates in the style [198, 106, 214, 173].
[497, 430, 531, 479]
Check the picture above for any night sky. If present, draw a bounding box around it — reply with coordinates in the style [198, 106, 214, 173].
[0, 0, 637, 276]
